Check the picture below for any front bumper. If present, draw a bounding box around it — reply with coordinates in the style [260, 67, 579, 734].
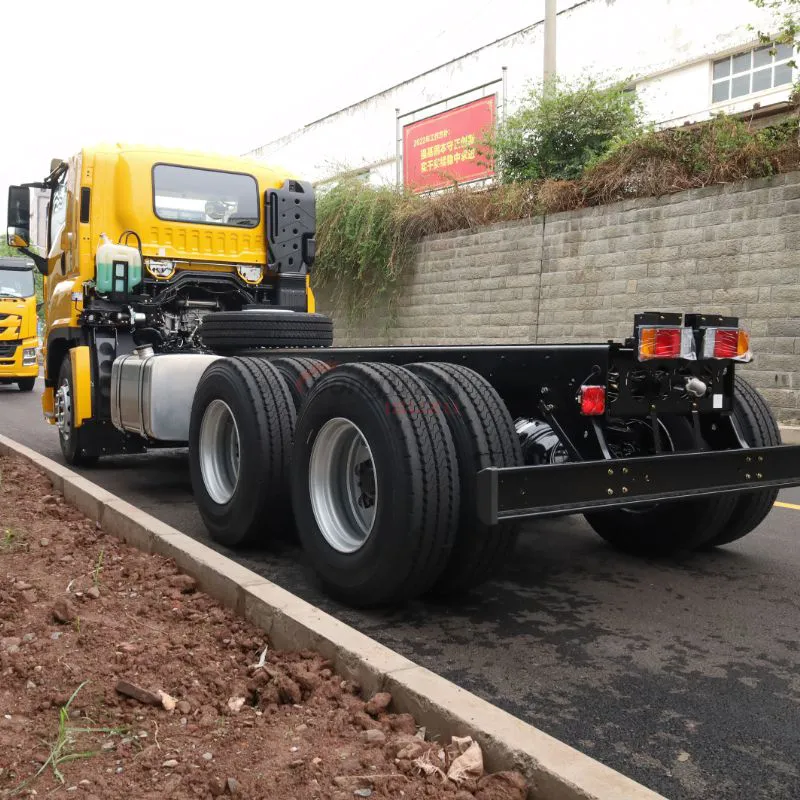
[0, 339, 40, 380]
[476, 444, 800, 525]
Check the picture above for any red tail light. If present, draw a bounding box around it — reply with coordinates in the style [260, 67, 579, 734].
[580, 385, 606, 416]
[638, 327, 682, 360]
[704, 328, 752, 362]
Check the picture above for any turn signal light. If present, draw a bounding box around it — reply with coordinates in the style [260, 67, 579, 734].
[703, 328, 752, 362]
[580, 385, 606, 416]
[638, 327, 695, 361]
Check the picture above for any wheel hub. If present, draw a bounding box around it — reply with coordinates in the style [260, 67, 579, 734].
[309, 417, 378, 553]
[199, 399, 241, 505]
[55, 381, 71, 441]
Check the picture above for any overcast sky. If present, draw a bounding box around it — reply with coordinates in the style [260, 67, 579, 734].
[1, 0, 541, 220]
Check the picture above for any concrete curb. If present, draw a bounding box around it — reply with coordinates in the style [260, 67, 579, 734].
[780, 425, 800, 445]
[0, 433, 665, 800]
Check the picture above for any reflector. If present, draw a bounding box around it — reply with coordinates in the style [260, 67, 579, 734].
[580, 385, 606, 416]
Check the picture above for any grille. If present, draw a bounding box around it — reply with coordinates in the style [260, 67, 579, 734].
[0, 341, 18, 358]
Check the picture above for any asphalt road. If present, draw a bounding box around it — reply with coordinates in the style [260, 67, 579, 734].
[1, 377, 799, 800]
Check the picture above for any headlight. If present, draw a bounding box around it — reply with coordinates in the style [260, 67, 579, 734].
[146, 259, 175, 279]
[237, 265, 264, 283]
[23, 347, 37, 365]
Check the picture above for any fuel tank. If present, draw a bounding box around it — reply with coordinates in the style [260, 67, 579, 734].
[111, 347, 221, 442]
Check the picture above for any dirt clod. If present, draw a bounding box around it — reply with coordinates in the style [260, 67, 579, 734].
[364, 691, 392, 716]
[474, 771, 528, 800]
[51, 597, 77, 623]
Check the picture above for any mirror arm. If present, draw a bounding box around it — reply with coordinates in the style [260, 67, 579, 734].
[20, 246, 48, 275]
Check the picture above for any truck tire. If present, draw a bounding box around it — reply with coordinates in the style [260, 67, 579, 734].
[200, 310, 333, 353]
[701, 376, 782, 548]
[189, 357, 295, 547]
[55, 357, 98, 467]
[269, 356, 331, 411]
[406, 363, 523, 594]
[17, 378, 36, 392]
[584, 417, 737, 556]
[291, 362, 460, 607]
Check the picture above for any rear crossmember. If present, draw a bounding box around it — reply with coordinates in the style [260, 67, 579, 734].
[476, 444, 800, 525]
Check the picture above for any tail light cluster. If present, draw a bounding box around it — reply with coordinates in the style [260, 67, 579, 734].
[635, 313, 751, 363]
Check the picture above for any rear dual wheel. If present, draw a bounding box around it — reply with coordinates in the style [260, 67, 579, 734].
[585, 378, 780, 555]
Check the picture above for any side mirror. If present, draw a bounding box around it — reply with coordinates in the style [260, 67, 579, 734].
[7, 185, 31, 248]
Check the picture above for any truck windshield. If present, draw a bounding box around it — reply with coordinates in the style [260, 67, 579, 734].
[153, 165, 260, 228]
[0, 269, 34, 298]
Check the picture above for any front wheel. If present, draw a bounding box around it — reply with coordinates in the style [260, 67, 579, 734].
[584, 417, 737, 556]
[17, 377, 36, 392]
[55, 357, 97, 467]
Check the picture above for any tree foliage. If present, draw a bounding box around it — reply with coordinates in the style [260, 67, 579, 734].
[486, 78, 645, 183]
[750, 0, 799, 60]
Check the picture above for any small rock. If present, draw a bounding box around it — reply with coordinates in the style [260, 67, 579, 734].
[101, 741, 116, 751]
[115, 679, 162, 706]
[208, 777, 225, 796]
[202, 751, 213, 761]
[7, 645, 20, 655]
[176, 700, 191, 714]
[1, 637, 21, 650]
[677, 751, 690, 762]
[115, 767, 123, 774]
[354, 791, 373, 798]
[290, 746, 299, 753]
[159, 691, 177, 711]
[85, 586, 100, 600]
[22, 634, 36, 643]
[312, 757, 323, 765]
[162, 759, 178, 768]
[39, 538, 50, 547]
[50, 632, 61, 641]
[26, 681, 36, 690]
[362, 729, 386, 744]
[20, 589, 37, 603]
[42, 495, 57, 505]
[364, 692, 392, 717]
[14, 581, 33, 590]
[289, 759, 304, 768]
[295, 723, 308, 732]
[226, 696, 245, 714]
[78, 780, 91, 787]
[52, 598, 77, 624]
[226, 777, 240, 795]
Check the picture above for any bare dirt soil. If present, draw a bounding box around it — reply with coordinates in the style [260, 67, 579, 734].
[0, 455, 527, 800]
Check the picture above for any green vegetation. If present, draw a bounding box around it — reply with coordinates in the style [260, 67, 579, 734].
[10, 682, 126, 795]
[487, 78, 644, 182]
[750, 0, 799, 62]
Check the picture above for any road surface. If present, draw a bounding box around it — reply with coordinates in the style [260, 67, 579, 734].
[1, 378, 798, 800]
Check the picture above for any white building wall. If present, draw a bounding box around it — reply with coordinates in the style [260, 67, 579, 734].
[248, 0, 792, 185]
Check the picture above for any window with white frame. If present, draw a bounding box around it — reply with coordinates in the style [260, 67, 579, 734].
[712, 44, 794, 104]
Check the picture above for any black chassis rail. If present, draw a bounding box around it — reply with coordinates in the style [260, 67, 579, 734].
[476, 444, 800, 525]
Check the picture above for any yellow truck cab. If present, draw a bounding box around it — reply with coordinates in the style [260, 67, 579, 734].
[0, 256, 39, 391]
[6, 143, 324, 463]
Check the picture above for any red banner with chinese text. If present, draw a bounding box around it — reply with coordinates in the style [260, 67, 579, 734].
[402, 96, 495, 192]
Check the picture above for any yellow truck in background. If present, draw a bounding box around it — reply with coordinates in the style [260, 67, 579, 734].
[0, 256, 39, 391]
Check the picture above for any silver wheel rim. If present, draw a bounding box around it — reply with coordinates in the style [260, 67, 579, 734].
[55, 380, 71, 441]
[199, 399, 241, 505]
[308, 417, 378, 553]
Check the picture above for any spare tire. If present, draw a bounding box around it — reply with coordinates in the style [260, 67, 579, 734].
[200, 310, 333, 353]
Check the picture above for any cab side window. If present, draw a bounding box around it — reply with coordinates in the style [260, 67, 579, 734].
[48, 177, 67, 252]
